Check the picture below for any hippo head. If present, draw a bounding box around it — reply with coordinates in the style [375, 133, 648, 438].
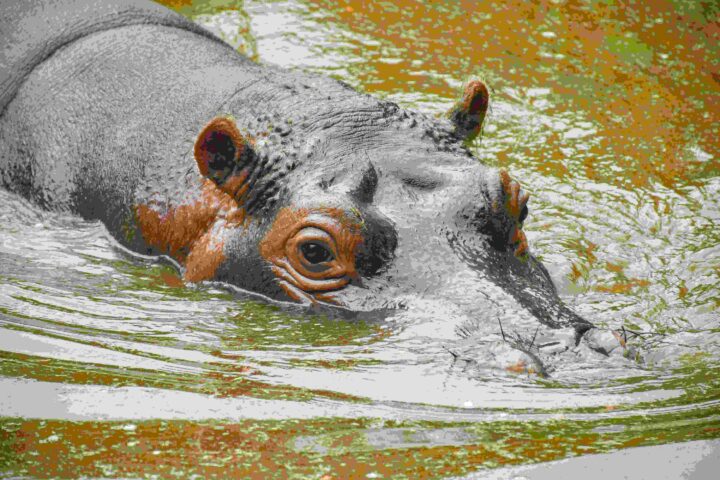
[137, 78, 597, 367]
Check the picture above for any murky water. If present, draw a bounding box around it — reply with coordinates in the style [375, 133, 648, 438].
[1, 0, 718, 477]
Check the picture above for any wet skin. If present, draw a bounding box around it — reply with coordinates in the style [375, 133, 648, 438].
[0, 0, 626, 374]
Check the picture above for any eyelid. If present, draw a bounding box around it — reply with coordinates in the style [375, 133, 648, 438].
[296, 231, 336, 271]
[286, 227, 344, 279]
[401, 175, 441, 190]
[294, 228, 337, 255]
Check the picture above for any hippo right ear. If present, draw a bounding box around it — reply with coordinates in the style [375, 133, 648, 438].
[194, 117, 251, 185]
[447, 79, 489, 144]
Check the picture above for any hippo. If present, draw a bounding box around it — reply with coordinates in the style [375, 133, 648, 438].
[0, 0, 628, 374]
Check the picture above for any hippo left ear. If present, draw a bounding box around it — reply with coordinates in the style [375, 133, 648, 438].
[194, 117, 251, 185]
[447, 79, 489, 144]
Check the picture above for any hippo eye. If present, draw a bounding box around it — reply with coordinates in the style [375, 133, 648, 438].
[283, 224, 350, 284]
[300, 241, 334, 264]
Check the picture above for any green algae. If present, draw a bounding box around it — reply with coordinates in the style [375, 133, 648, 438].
[0, 350, 369, 404]
[1, 408, 718, 479]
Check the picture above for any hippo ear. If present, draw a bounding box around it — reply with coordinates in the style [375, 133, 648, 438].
[447, 79, 489, 144]
[194, 117, 250, 185]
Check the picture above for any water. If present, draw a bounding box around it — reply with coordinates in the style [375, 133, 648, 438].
[1, 0, 718, 477]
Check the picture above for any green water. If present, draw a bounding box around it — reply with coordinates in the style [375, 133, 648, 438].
[1, 0, 718, 478]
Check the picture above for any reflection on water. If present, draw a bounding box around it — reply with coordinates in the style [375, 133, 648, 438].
[1, 0, 718, 477]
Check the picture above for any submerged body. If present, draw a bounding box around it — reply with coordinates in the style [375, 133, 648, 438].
[0, 0, 624, 373]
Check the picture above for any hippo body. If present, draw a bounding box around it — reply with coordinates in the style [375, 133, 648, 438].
[0, 0, 618, 371]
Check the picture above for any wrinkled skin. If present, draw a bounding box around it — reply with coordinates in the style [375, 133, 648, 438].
[0, 0, 630, 375]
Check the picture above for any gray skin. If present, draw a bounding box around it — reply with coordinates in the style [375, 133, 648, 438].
[0, 0, 625, 374]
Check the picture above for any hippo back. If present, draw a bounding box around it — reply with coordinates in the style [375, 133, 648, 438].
[0, 0, 218, 115]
